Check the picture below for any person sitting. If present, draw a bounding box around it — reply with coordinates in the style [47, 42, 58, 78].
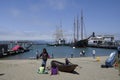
[51, 62, 59, 75]
[38, 64, 45, 74]
[65, 58, 71, 65]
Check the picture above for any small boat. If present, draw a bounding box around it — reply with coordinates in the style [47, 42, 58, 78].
[105, 51, 117, 67]
[0, 44, 32, 58]
[51, 60, 78, 72]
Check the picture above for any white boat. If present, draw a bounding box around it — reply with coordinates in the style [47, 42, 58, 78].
[88, 34, 115, 46]
[105, 51, 117, 67]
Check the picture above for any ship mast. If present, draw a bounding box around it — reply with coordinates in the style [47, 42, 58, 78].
[73, 11, 84, 43]
[77, 14, 79, 41]
[55, 21, 63, 42]
[73, 17, 76, 43]
[60, 20, 63, 39]
[81, 10, 83, 40]
[73, 15, 79, 43]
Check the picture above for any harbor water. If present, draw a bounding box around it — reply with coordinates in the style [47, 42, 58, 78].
[1, 45, 117, 60]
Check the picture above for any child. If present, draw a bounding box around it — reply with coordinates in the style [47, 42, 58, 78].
[65, 58, 71, 65]
[51, 62, 59, 75]
[38, 64, 45, 74]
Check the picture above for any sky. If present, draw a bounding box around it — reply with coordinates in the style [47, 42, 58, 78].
[0, 0, 120, 41]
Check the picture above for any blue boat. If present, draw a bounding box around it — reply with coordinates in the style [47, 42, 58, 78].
[105, 51, 117, 67]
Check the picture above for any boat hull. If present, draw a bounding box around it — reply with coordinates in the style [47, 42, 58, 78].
[72, 39, 88, 48]
[51, 60, 78, 72]
[105, 52, 117, 67]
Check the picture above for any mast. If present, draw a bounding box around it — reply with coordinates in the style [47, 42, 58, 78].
[60, 20, 63, 39]
[74, 17, 76, 43]
[81, 10, 83, 40]
[77, 14, 79, 41]
[55, 21, 63, 41]
[55, 25, 59, 42]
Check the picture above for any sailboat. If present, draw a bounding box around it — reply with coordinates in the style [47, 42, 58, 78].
[47, 22, 69, 46]
[72, 11, 88, 48]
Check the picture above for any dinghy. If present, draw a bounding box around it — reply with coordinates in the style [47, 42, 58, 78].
[105, 51, 117, 67]
[51, 60, 78, 72]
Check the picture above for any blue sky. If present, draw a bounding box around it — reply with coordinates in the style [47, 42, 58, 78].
[0, 0, 120, 41]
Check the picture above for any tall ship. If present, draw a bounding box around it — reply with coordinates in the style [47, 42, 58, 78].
[71, 11, 88, 48]
[47, 21, 69, 46]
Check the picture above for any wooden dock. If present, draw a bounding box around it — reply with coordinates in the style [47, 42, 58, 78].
[0, 49, 30, 58]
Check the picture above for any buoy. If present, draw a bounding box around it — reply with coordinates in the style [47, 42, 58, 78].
[96, 57, 100, 62]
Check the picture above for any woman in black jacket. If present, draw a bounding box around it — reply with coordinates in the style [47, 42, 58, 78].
[40, 48, 49, 67]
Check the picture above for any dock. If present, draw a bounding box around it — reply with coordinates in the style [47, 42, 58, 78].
[87, 44, 117, 49]
[0, 40, 32, 58]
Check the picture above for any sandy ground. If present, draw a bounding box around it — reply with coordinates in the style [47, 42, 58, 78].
[0, 56, 120, 80]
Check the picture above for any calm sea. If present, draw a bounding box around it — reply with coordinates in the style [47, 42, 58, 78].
[1, 45, 117, 59]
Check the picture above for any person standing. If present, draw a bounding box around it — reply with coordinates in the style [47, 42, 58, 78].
[80, 52, 82, 57]
[52, 53, 54, 58]
[82, 50, 85, 56]
[36, 50, 39, 60]
[71, 53, 73, 58]
[92, 50, 96, 59]
[40, 48, 49, 68]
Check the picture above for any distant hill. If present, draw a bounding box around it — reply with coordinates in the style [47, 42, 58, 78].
[0, 40, 48, 45]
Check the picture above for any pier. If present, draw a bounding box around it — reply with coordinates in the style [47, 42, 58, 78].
[0, 40, 32, 58]
[87, 44, 117, 49]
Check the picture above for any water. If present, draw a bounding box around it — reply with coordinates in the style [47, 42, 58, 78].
[1, 45, 117, 59]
